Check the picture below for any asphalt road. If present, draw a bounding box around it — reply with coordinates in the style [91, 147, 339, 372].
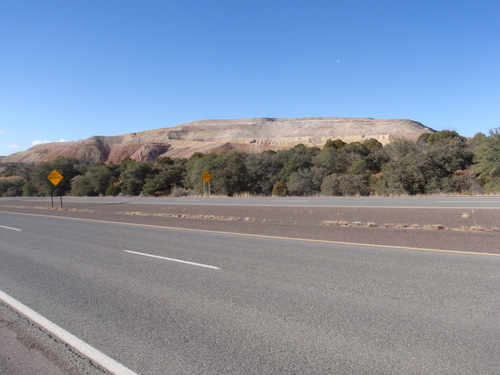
[1, 211, 499, 374]
[1, 196, 499, 254]
[3, 195, 500, 208]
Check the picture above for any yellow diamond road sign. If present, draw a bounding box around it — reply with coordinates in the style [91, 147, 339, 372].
[47, 169, 64, 186]
[201, 171, 212, 183]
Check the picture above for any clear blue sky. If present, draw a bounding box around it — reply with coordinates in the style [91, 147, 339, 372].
[1, 0, 499, 156]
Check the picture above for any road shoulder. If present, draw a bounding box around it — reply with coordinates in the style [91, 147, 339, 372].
[0, 301, 109, 375]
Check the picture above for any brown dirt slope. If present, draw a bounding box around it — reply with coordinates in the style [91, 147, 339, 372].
[2, 117, 435, 164]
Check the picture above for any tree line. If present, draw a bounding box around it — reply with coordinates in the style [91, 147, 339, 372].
[1, 128, 499, 197]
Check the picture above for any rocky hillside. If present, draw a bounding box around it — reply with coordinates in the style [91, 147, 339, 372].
[2, 117, 434, 164]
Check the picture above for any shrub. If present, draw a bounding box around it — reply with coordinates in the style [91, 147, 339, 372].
[105, 184, 121, 196]
[170, 186, 190, 197]
[287, 166, 328, 196]
[71, 175, 97, 196]
[0, 176, 25, 197]
[272, 181, 288, 197]
[22, 180, 39, 196]
[120, 162, 154, 195]
[473, 128, 500, 193]
[321, 174, 370, 196]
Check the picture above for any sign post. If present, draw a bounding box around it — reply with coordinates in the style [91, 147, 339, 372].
[201, 171, 212, 197]
[47, 169, 64, 208]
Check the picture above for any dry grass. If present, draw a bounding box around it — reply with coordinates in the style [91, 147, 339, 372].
[118, 211, 254, 222]
[321, 219, 497, 232]
[1, 204, 496, 233]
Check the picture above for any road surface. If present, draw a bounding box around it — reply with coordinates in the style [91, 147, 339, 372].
[3, 195, 500, 208]
[1, 210, 499, 374]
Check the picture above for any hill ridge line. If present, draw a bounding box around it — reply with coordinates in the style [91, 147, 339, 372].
[2, 117, 435, 164]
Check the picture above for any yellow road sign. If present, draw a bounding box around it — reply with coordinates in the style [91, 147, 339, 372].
[201, 171, 212, 183]
[47, 169, 64, 186]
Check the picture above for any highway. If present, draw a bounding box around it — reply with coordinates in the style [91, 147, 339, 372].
[3, 195, 500, 208]
[1, 211, 499, 374]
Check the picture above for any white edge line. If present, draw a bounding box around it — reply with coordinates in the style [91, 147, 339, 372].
[0, 225, 22, 231]
[124, 250, 221, 270]
[0, 290, 138, 375]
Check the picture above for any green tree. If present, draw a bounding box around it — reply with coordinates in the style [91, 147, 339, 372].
[437, 170, 481, 194]
[424, 136, 473, 188]
[335, 142, 370, 174]
[185, 152, 217, 193]
[323, 139, 346, 150]
[71, 174, 96, 196]
[426, 130, 463, 145]
[376, 155, 427, 195]
[473, 128, 500, 193]
[362, 138, 383, 153]
[245, 151, 283, 195]
[118, 157, 135, 173]
[0, 163, 33, 179]
[321, 174, 370, 196]
[375, 140, 427, 195]
[88, 164, 116, 195]
[30, 157, 82, 196]
[210, 151, 248, 196]
[120, 161, 154, 195]
[142, 159, 186, 196]
[349, 159, 370, 178]
[384, 139, 423, 159]
[22, 180, 37, 196]
[0, 176, 25, 197]
[70, 162, 119, 196]
[417, 132, 432, 144]
[278, 144, 318, 181]
[287, 166, 328, 196]
[469, 132, 487, 151]
[365, 146, 391, 174]
[313, 147, 342, 174]
[155, 156, 174, 165]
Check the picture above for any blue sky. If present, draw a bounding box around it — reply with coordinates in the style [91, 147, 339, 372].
[1, 0, 499, 156]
